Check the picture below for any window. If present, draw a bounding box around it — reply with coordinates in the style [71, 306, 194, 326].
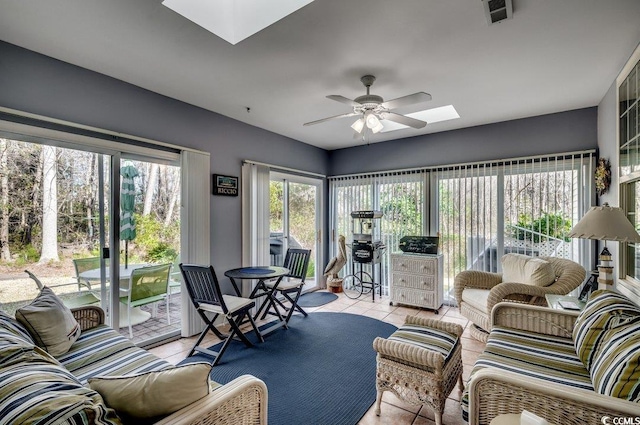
[0, 114, 209, 347]
[330, 173, 425, 296]
[329, 151, 595, 302]
[619, 44, 640, 299]
[434, 154, 594, 298]
[242, 161, 324, 296]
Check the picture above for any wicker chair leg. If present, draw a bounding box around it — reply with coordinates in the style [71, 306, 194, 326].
[435, 411, 442, 425]
[375, 389, 383, 416]
[458, 374, 465, 391]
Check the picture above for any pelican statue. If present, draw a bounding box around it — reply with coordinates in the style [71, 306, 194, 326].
[324, 235, 347, 283]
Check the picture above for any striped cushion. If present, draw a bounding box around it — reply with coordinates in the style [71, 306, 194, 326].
[461, 326, 592, 421]
[0, 311, 34, 344]
[573, 290, 640, 371]
[56, 324, 172, 385]
[0, 339, 121, 425]
[591, 318, 640, 402]
[388, 323, 459, 364]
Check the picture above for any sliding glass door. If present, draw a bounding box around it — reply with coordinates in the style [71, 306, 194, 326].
[270, 172, 322, 291]
[0, 134, 182, 345]
[329, 151, 595, 302]
[0, 138, 112, 319]
[114, 157, 182, 343]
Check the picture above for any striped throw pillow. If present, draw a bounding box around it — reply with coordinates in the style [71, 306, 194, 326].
[590, 318, 640, 402]
[572, 290, 640, 370]
[0, 311, 34, 344]
[0, 343, 122, 425]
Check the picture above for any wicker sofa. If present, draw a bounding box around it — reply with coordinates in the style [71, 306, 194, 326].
[454, 256, 585, 341]
[461, 293, 640, 425]
[0, 305, 268, 425]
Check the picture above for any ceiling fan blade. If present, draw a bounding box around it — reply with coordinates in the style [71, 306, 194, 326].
[326, 95, 362, 107]
[380, 92, 432, 110]
[303, 112, 359, 126]
[383, 112, 427, 129]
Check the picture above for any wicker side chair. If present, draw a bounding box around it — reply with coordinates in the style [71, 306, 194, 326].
[373, 315, 464, 425]
[454, 256, 585, 342]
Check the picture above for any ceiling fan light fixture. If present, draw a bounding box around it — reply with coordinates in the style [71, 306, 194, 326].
[371, 121, 384, 133]
[365, 113, 380, 129]
[351, 118, 365, 133]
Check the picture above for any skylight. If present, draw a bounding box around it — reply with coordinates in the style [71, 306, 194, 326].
[162, 0, 315, 45]
[380, 105, 460, 133]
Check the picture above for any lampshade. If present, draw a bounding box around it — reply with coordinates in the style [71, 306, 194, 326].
[365, 113, 384, 133]
[365, 112, 380, 129]
[351, 118, 365, 133]
[568, 203, 640, 243]
[370, 120, 384, 133]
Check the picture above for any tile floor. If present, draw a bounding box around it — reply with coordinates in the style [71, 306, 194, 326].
[147, 290, 484, 425]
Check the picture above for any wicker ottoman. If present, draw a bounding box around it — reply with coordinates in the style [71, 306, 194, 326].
[373, 315, 464, 425]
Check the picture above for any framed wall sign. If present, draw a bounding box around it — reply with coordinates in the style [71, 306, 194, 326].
[213, 174, 238, 196]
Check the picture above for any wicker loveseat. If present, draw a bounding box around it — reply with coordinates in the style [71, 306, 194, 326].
[461, 292, 640, 425]
[0, 305, 268, 424]
[454, 256, 585, 341]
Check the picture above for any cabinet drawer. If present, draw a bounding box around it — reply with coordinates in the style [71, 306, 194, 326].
[392, 273, 435, 291]
[391, 255, 436, 275]
[392, 287, 436, 309]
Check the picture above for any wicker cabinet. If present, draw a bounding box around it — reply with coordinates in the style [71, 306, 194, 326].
[390, 253, 443, 313]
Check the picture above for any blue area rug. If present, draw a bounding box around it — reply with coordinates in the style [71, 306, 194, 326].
[180, 312, 396, 425]
[297, 291, 338, 307]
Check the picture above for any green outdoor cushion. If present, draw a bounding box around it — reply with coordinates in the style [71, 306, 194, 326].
[572, 290, 640, 371]
[0, 338, 121, 425]
[387, 322, 459, 365]
[590, 317, 640, 402]
[461, 326, 592, 422]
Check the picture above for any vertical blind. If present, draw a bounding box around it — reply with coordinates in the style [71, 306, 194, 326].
[330, 172, 425, 296]
[329, 151, 595, 301]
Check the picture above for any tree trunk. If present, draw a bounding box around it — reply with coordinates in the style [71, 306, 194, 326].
[87, 154, 96, 240]
[39, 145, 59, 263]
[164, 177, 179, 227]
[142, 163, 158, 216]
[0, 139, 10, 261]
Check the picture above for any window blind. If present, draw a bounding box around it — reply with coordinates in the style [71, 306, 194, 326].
[329, 151, 595, 301]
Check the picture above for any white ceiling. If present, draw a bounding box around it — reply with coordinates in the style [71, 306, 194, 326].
[0, 0, 639, 150]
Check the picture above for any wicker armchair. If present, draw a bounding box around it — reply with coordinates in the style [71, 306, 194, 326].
[453, 256, 585, 341]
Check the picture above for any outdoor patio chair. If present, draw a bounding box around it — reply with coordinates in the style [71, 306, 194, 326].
[121, 263, 171, 338]
[179, 263, 263, 366]
[24, 269, 101, 309]
[262, 248, 311, 323]
[167, 255, 182, 308]
[73, 257, 101, 291]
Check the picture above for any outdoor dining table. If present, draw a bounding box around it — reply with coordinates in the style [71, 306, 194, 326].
[79, 263, 153, 328]
[224, 266, 290, 337]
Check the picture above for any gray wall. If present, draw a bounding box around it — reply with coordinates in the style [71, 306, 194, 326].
[0, 40, 601, 282]
[0, 41, 330, 274]
[598, 82, 619, 207]
[329, 108, 598, 176]
[597, 81, 619, 286]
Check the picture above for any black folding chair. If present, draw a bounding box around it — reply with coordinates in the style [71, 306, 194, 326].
[262, 248, 311, 323]
[180, 264, 263, 366]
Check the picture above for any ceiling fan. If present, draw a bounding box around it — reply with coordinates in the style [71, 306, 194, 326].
[303, 75, 432, 134]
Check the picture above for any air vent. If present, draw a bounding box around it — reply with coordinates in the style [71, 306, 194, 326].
[482, 0, 513, 25]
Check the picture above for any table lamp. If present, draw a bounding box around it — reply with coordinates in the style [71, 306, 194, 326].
[568, 203, 640, 289]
